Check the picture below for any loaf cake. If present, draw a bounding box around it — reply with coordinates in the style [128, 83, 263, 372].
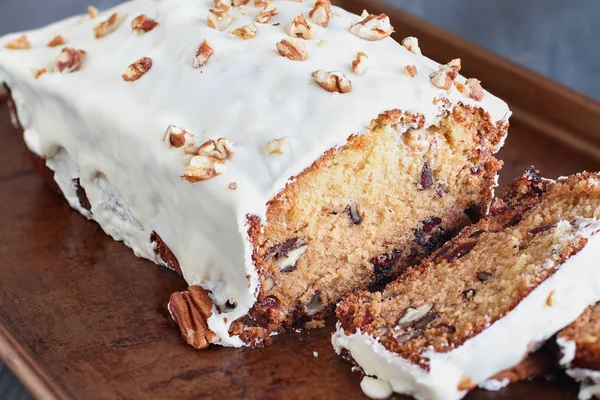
[0, 0, 510, 348]
[558, 302, 600, 400]
[333, 169, 600, 400]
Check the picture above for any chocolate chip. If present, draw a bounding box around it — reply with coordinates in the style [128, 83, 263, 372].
[347, 203, 362, 225]
[528, 224, 557, 235]
[477, 272, 493, 282]
[420, 162, 434, 190]
[422, 217, 442, 234]
[469, 230, 486, 239]
[307, 291, 325, 315]
[440, 241, 477, 263]
[462, 288, 477, 300]
[73, 178, 92, 211]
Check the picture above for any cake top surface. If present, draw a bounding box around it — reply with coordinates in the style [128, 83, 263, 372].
[337, 169, 600, 368]
[0, 0, 510, 220]
[559, 302, 600, 370]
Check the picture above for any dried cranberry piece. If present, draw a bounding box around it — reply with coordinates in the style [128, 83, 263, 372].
[420, 162, 434, 190]
[422, 217, 442, 234]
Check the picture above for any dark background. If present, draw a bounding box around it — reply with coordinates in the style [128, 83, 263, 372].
[0, 1, 599, 399]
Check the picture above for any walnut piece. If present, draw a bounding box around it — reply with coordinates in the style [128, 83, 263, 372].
[404, 64, 417, 78]
[430, 58, 461, 90]
[163, 125, 196, 149]
[193, 40, 214, 68]
[183, 155, 227, 182]
[4, 35, 30, 50]
[351, 52, 369, 76]
[198, 138, 235, 159]
[169, 286, 218, 350]
[456, 78, 484, 101]
[276, 38, 309, 61]
[232, 23, 258, 39]
[287, 14, 315, 40]
[350, 13, 393, 41]
[312, 70, 352, 93]
[256, 4, 278, 24]
[401, 36, 421, 55]
[131, 14, 159, 35]
[47, 35, 65, 48]
[264, 137, 290, 155]
[88, 5, 99, 18]
[54, 48, 86, 73]
[309, 0, 332, 28]
[122, 57, 152, 82]
[207, 8, 233, 31]
[94, 12, 126, 39]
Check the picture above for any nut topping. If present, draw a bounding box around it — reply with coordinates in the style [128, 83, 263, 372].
[207, 8, 234, 31]
[264, 137, 290, 155]
[198, 138, 235, 160]
[430, 58, 462, 90]
[232, 23, 258, 39]
[234, 0, 250, 5]
[193, 40, 214, 68]
[309, 0, 332, 27]
[88, 5, 99, 18]
[351, 52, 369, 76]
[163, 125, 194, 148]
[397, 303, 433, 328]
[54, 48, 86, 73]
[228, 182, 238, 190]
[312, 70, 352, 93]
[404, 64, 417, 78]
[182, 155, 227, 183]
[94, 12, 126, 39]
[4, 35, 30, 50]
[47, 35, 65, 48]
[254, 0, 271, 6]
[401, 36, 421, 55]
[122, 57, 152, 82]
[350, 13, 394, 41]
[33, 68, 47, 79]
[276, 38, 309, 61]
[456, 78, 484, 101]
[287, 14, 315, 40]
[131, 14, 159, 35]
[256, 4, 278, 24]
[169, 285, 218, 350]
[213, 0, 233, 11]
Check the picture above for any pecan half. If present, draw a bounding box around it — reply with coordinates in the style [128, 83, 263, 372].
[169, 286, 218, 350]
[312, 70, 352, 93]
[308, 0, 332, 27]
[131, 14, 159, 35]
[4, 35, 30, 50]
[94, 12, 126, 39]
[122, 57, 152, 82]
[54, 48, 86, 73]
[350, 13, 394, 41]
[276, 38, 308, 61]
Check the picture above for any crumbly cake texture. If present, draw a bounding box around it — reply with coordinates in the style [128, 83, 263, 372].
[558, 302, 600, 400]
[0, 0, 510, 348]
[334, 169, 600, 400]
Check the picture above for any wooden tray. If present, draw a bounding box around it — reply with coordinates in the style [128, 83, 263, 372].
[1, 2, 600, 399]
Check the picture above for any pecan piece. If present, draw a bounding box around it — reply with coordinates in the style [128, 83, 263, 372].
[193, 40, 214, 68]
[169, 286, 218, 350]
[350, 13, 394, 41]
[401, 36, 421, 55]
[207, 8, 233, 31]
[131, 14, 159, 35]
[351, 52, 369, 76]
[94, 12, 126, 39]
[287, 14, 315, 40]
[404, 65, 417, 78]
[183, 155, 227, 182]
[276, 38, 308, 61]
[47, 35, 65, 48]
[312, 70, 352, 93]
[430, 59, 461, 90]
[456, 78, 484, 101]
[88, 5, 99, 18]
[308, 0, 332, 28]
[256, 4, 278, 24]
[163, 125, 195, 149]
[54, 48, 86, 73]
[198, 138, 235, 160]
[122, 57, 152, 82]
[232, 23, 258, 39]
[4, 35, 30, 50]
[264, 137, 290, 155]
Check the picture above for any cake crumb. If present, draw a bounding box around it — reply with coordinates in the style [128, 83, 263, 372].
[305, 319, 326, 329]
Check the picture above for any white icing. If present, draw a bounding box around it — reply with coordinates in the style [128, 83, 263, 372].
[557, 337, 577, 366]
[478, 378, 510, 391]
[360, 376, 394, 400]
[333, 219, 600, 400]
[567, 369, 600, 400]
[0, 0, 510, 346]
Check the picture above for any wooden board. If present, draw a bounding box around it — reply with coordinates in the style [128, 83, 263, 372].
[1, 3, 600, 399]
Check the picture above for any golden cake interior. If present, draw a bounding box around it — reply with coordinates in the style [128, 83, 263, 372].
[559, 303, 600, 370]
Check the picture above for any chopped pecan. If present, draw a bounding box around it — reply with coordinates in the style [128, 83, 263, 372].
[193, 40, 214, 68]
[276, 38, 309, 61]
[312, 70, 352, 93]
[213, 0, 233, 11]
[163, 125, 194, 149]
[122, 57, 152, 82]
[351, 52, 369, 76]
[263, 137, 290, 155]
[4, 35, 30, 50]
[47, 35, 65, 47]
[54, 48, 86, 73]
[256, 4, 278, 24]
[287, 14, 315, 40]
[169, 286, 218, 350]
[254, 0, 271, 6]
[309, 0, 332, 27]
[234, 0, 250, 5]
[232, 23, 258, 39]
[94, 12, 126, 39]
[404, 64, 417, 78]
[228, 182, 238, 190]
[183, 155, 227, 182]
[88, 5, 99, 18]
[207, 8, 233, 30]
[456, 78, 484, 101]
[33, 68, 47, 79]
[430, 59, 461, 90]
[350, 13, 393, 41]
[131, 14, 159, 34]
[401, 36, 421, 55]
[198, 138, 235, 159]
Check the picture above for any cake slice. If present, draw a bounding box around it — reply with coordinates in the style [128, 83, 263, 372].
[0, 0, 510, 348]
[558, 302, 600, 400]
[333, 169, 600, 400]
